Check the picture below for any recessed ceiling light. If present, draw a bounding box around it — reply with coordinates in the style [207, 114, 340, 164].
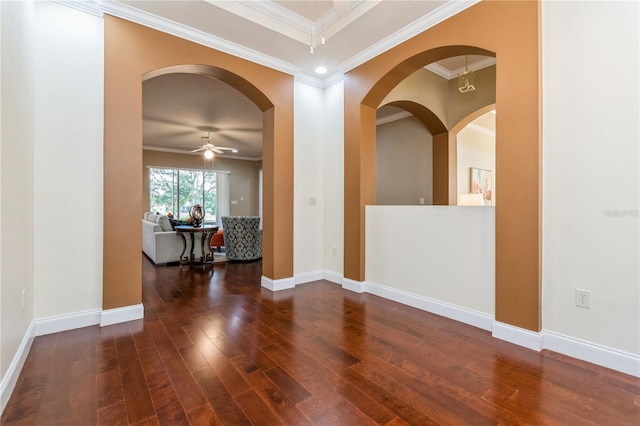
[315, 66, 327, 75]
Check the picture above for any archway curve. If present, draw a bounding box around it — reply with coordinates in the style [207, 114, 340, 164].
[344, 1, 541, 332]
[363, 45, 495, 109]
[451, 103, 496, 134]
[142, 64, 273, 112]
[382, 100, 447, 135]
[453, 103, 497, 204]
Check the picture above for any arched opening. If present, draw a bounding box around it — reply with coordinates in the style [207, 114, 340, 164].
[376, 101, 446, 206]
[454, 105, 496, 206]
[103, 17, 294, 313]
[344, 1, 541, 332]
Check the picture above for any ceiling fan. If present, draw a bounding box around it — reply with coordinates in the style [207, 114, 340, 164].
[191, 128, 236, 156]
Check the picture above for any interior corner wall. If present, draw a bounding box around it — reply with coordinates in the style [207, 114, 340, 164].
[293, 81, 325, 275]
[33, 2, 103, 320]
[0, 0, 35, 379]
[323, 80, 344, 275]
[376, 116, 433, 205]
[542, 1, 639, 355]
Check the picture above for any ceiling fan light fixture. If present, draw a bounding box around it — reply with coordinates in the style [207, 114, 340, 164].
[458, 55, 476, 93]
[204, 149, 214, 159]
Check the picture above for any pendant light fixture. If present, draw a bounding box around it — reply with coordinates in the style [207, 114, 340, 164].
[458, 56, 476, 93]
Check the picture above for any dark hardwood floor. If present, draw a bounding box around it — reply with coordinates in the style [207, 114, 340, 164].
[3, 256, 639, 425]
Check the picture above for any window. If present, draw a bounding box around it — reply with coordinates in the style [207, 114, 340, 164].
[149, 167, 229, 225]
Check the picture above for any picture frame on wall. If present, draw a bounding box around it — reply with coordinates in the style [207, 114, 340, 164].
[470, 167, 492, 205]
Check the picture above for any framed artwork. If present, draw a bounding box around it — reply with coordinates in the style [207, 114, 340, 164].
[470, 167, 492, 205]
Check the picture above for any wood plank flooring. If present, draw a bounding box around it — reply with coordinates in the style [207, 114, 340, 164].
[3, 256, 639, 425]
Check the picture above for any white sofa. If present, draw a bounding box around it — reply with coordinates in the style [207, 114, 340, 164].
[142, 212, 205, 264]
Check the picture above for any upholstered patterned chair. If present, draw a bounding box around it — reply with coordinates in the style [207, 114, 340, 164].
[221, 216, 262, 261]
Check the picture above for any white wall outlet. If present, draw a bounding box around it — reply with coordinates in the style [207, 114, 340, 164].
[332, 247, 337, 257]
[575, 289, 591, 308]
[21, 289, 26, 310]
[309, 196, 317, 205]
[419, 197, 425, 205]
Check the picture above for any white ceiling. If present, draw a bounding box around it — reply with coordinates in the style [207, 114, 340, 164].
[85, 0, 495, 159]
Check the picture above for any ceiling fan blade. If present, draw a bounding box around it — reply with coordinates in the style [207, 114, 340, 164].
[215, 146, 234, 151]
[191, 147, 205, 152]
[211, 148, 224, 154]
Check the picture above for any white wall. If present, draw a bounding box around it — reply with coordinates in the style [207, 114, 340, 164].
[366, 206, 495, 319]
[323, 80, 344, 276]
[542, 1, 639, 355]
[1, 0, 35, 388]
[293, 81, 325, 276]
[457, 125, 495, 203]
[32, 2, 104, 319]
[376, 116, 433, 205]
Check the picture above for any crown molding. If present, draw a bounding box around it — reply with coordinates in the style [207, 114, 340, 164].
[465, 123, 495, 138]
[54, 0, 103, 17]
[322, 71, 345, 89]
[427, 56, 497, 80]
[376, 110, 412, 126]
[425, 62, 453, 79]
[338, 0, 480, 74]
[61, 0, 479, 84]
[294, 72, 325, 89]
[210, 0, 380, 48]
[208, 0, 312, 45]
[99, 0, 302, 76]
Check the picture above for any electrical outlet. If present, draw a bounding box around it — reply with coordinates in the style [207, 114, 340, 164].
[575, 289, 591, 308]
[21, 289, 26, 311]
[332, 247, 337, 257]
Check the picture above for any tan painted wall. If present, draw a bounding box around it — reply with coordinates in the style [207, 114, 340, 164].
[142, 151, 260, 217]
[447, 65, 496, 129]
[344, 1, 541, 331]
[381, 68, 449, 126]
[104, 16, 293, 310]
[376, 117, 433, 205]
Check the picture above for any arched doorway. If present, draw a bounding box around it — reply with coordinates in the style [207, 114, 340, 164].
[344, 1, 541, 332]
[103, 16, 294, 314]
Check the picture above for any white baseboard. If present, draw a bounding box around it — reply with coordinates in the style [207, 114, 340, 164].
[342, 278, 366, 293]
[261, 275, 295, 291]
[34, 308, 101, 336]
[294, 270, 324, 285]
[543, 330, 640, 377]
[367, 280, 494, 331]
[0, 322, 35, 414]
[100, 304, 144, 327]
[492, 321, 543, 351]
[323, 270, 343, 284]
[294, 269, 343, 285]
[1, 304, 146, 416]
[335, 273, 638, 378]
